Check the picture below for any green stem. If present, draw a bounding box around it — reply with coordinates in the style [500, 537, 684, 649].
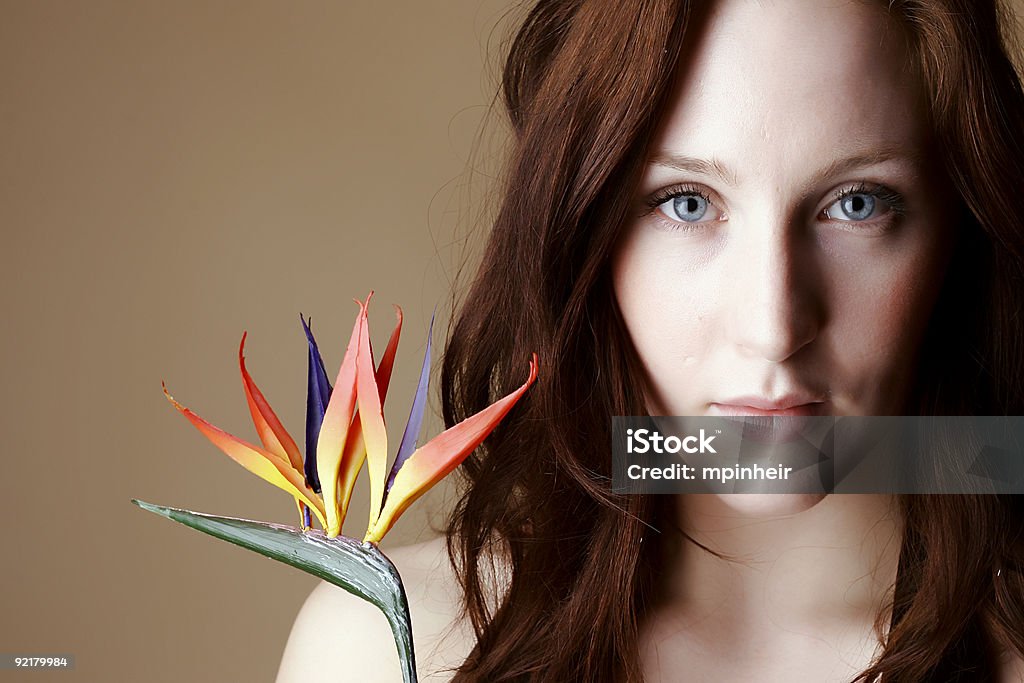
[131, 499, 418, 683]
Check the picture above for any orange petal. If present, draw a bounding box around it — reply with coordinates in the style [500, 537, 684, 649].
[315, 300, 362, 537]
[239, 332, 304, 476]
[365, 353, 538, 543]
[336, 304, 403, 522]
[356, 295, 389, 533]
[163, 383, 327, 529]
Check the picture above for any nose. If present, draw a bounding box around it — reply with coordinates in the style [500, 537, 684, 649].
[726, 224, 821, 363]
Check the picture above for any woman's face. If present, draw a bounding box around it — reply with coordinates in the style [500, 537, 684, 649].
[612, 0, 953, 420]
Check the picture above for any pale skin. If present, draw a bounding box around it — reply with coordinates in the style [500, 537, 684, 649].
[277, 1, 1024, 680]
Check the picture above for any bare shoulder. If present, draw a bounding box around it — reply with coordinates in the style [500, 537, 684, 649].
[276, 535, 474, 683]
[1000, 647, 1024, 683]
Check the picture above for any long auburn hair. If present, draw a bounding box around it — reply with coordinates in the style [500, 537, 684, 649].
[441, 1, 1024, 680]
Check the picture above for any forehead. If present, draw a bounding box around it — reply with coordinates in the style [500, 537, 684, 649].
[654, 0, 926, 177]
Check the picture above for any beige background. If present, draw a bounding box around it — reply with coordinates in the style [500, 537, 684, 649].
[2, 2, 1024, 682]
[0, 2, 521, 681]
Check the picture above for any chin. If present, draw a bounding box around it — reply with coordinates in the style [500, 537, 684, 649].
[705, 492, 828, 517]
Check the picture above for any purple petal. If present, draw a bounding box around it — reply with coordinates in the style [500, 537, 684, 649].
[385, 313, 434, 496]
[301, 314, 333, 493]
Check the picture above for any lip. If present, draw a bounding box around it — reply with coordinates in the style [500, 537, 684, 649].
[709, 395, 826, 416]
[707, 397, 827, 443]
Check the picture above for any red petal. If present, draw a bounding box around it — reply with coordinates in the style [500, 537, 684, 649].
[238, 332, 304, 477]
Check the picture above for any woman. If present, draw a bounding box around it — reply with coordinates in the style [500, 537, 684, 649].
[278, 0, 1024, 680]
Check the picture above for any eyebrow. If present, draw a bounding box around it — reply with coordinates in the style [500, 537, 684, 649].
[648, 147, 923, 188]
[649, 154, 739, 186]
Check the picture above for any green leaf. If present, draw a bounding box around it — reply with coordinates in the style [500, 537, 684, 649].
[131, 499, 417, 683]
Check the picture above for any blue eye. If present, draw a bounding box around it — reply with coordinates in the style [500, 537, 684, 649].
[655, 191, 722, 224]
[823, 186, 904, 223]
[840, 194, 875, 220]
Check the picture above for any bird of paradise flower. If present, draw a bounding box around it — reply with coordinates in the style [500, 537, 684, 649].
[132, 293, 538, 683]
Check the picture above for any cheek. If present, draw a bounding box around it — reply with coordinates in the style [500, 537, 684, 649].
[611, 225, 711, 411]
[821, 230, 951, 408]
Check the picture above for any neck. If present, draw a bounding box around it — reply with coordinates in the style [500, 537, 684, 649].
[659, 494, 903, 632]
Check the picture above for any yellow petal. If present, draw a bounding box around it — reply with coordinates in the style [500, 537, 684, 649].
[355, 295, 390, 533]
[314, 301, 362, 537]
